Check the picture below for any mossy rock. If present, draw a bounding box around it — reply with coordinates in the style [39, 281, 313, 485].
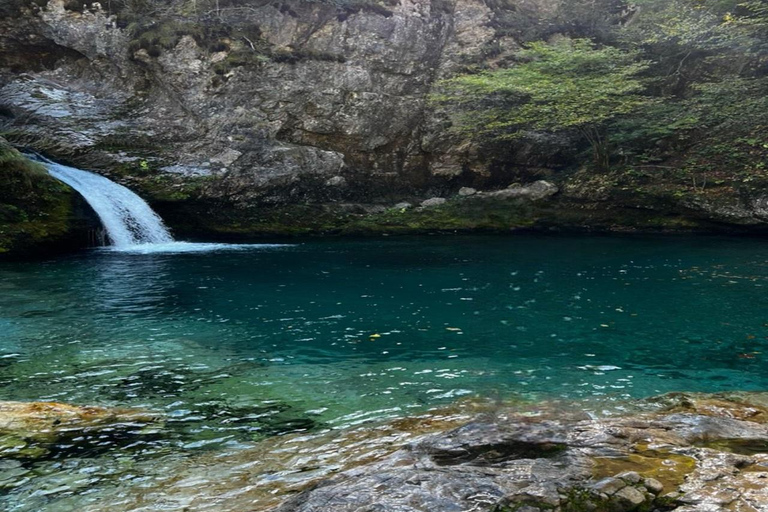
[592, 447, 696, 495]
[0, 138, 99, 257]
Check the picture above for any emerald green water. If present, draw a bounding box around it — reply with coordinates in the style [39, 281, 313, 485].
[1, 234, 767, 509]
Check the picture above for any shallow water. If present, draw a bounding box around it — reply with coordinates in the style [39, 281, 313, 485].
[1, 234, 767, 510]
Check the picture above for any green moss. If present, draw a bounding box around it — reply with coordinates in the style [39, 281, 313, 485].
[0, 434, 49, 459]
[152, 188, 736, 240]
[593, 446, 696, 495]
[0, 139, 87, 256]
[107, 161, 213, 203]
[153, 196, 540, 240]
[342, 199, 538, 233]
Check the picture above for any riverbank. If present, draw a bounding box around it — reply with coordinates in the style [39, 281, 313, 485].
[2, 0, 768, 258]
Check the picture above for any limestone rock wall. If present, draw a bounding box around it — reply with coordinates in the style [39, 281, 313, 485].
[0, 0, 515, 203]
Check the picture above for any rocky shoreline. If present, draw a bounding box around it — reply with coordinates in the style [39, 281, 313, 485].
[4, 393, 768, 511]
[273, 392, 768, 512]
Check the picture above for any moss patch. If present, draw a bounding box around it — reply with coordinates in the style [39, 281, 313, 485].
[153, 196, 543, 239]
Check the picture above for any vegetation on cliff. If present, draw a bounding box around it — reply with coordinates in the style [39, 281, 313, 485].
[435, 0, 768, 190]
[89, 0, 768, 231]
[433, 38, 652, 171]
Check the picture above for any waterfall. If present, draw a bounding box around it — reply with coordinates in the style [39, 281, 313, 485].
[30, 154, 290, 254]
[40, 158, 175, 248]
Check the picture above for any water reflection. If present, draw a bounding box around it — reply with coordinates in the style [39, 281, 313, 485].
[88, 254, 175, 315]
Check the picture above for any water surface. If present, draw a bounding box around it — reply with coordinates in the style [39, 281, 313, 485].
[1, 234, 767, 509]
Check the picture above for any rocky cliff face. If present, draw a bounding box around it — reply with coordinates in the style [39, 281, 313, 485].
[0, 0, 503, 190]
[1, 0, 767, 241]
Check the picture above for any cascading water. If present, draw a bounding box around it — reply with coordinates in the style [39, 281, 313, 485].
[42, 158, 175, 248]
[32, 154, 287, 254]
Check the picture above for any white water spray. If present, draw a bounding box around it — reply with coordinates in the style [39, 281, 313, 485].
[41, 158, 174, 248]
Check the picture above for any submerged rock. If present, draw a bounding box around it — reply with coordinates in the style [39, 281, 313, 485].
[9, 393, 768, 511]
[0, 400, 161, 458]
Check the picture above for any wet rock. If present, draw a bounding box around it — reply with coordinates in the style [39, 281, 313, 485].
[274, 393, 768, 512]
[325, 175, 347, 187]
[476, 180, 559, 202]
[592, 476, 626, 495]
[642, 391, 768, 424]
[643, 477, 664, 495]
[209, 148, 243, 167]
[393, 202, 412, 210]
[616, 470, 642, 484]
[458, 187, 477, 196]
[613, 485, 648, 508]
[29, 392, 768, 512]
[364, 204, 388, 214]
[0, 400, 161, 447]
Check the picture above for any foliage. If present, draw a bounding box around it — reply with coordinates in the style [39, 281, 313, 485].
[608, 0, 768, 180]
[437, 0, 768, 180]
[611, 76, 768, 156]
[433, 38, 652, 170]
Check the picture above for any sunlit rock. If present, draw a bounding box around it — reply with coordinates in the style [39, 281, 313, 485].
[0, 401, 162, 453]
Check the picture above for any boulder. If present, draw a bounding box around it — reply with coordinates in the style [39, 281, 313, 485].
[482, 180, 559, 201]
[420, 197, 447, 208]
